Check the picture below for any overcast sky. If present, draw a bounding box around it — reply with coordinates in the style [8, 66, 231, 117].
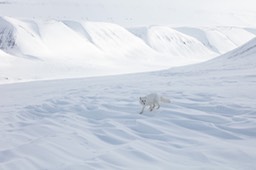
[0, 0, 256, 26]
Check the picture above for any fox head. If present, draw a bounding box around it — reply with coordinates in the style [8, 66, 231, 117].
[139, 97, 146, 106]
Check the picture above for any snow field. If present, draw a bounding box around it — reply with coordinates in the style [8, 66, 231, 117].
[0, 2, 256, 168]
[0, 39, 256, 169]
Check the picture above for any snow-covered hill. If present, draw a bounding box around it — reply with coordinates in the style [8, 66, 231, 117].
[0, 34, 255, 170]
[176, 27, 255, 54]
[130, 26, 216, 61]
[0, 17, 212, 83]
[1, 16, 256, 83]
[175, 37, 256, 72]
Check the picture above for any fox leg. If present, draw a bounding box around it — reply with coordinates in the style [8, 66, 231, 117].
[156, 102, 160, 109]
[149, 105, 153, 111]
[150, 104, 155, 111]
[140, 105, 145, 114]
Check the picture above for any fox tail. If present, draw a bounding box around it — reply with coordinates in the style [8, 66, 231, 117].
[160, 96, 171, 103]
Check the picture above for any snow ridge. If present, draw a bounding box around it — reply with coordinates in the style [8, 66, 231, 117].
[176, 27, 255, 54]
[1, 17, 256, 83]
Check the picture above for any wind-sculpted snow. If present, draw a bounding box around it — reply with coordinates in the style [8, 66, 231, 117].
[0, 44, 256, 169]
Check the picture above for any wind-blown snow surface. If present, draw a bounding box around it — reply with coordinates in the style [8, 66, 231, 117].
[0, 38, 256, 170]
[1, 16, 256, 83]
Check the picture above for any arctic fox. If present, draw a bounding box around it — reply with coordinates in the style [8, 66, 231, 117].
[139, 93, 171, 114]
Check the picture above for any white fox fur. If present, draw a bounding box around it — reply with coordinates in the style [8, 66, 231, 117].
[139, 93, 171, 114]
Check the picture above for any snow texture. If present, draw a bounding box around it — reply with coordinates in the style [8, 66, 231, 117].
[1, 1, 256, 169]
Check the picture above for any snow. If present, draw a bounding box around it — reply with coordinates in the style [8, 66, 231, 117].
[131, 26, 216, 61]
[1, 17, 256, 83]
[0, 17, 213, 83]
[0, 37, 256, 170]
[175, 27, 255, 54]
[1, 0, 256, 169]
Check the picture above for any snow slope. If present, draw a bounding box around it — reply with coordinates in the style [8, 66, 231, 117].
[1, 17, 256, 83]
[0, 17, 222, 83]
[0, 35, 255, 170]
[130, 26, 216, 62]
[175, 27, 255, 54]
[130, 26, 256, 55]
[178, 37, 256, 71]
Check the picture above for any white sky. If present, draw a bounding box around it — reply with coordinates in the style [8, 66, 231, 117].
[0, 0, 256, 26]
